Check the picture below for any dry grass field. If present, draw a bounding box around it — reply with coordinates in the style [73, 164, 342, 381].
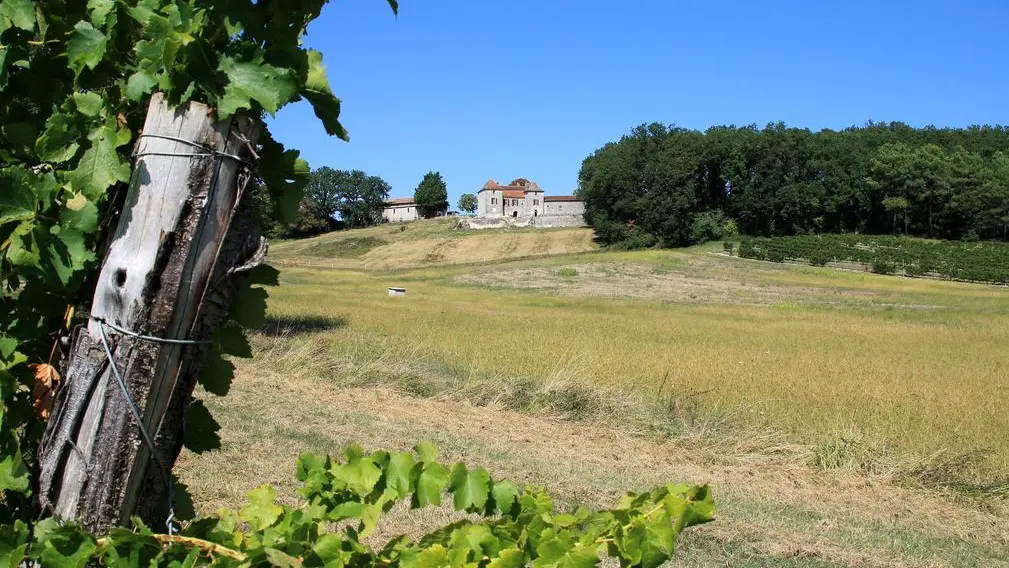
[176, 219, 1009, 566]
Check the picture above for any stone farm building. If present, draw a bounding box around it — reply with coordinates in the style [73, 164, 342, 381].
[382, 197, 420, 223]
[477, 178, 585, 219]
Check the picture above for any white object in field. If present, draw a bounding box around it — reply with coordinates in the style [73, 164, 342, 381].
[388, 287, 407, 296]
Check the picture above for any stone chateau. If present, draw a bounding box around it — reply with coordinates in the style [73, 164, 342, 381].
[476, 178, 584, 219]
[382, 177, 585, 227]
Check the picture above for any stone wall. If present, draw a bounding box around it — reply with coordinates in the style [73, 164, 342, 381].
[459, 214, 585, 230]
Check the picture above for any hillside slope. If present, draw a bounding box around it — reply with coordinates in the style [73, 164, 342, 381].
[269, 218, 597, 270]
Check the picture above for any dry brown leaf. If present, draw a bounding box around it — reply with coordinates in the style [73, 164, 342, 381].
[30, 363, 61, 420]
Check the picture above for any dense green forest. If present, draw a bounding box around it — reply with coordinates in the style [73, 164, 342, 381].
[577, 122, 1009, 247]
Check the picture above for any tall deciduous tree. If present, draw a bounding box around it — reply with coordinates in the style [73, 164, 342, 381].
[305, 167, 391, 229]
[458, 193, 478, 214]
[414, 171, 449, 218]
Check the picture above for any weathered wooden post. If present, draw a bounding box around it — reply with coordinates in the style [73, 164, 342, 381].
[37, 93, 265, 533]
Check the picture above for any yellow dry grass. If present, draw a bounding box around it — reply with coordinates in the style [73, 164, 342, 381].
[262, 243, 1009, 478]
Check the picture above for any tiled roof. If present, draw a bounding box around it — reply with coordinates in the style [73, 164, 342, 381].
[544, 195, 580, 202]
[480, 180, 502, 191]
[502, 190, 525, 199]
[384, 197, 415, 206]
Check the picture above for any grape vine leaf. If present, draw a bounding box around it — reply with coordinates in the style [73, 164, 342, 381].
[411, 461, 449, 508]
[43, 229, 95, 287]
[533, 530, 599, 568]
[491, 479, 520, 515]
[72, 91, 104, 118]
[228, 284, 268, 328]
[182, 399, 221, 454]
[60, 194, 99, 234]
[617, 514, 674, 568]
[0, 170, 35, 224]
[336, 445, 382, 495]
[0, 0, 35, 31]
[0, 452, 30, 493]
[87, 0, 116, 29]
[125, 71, 158, 102]
[31, 519, 98, 568]
[239, 485, 283, 531]
[67, 21, 108, 76]
[449, 463, 490, 512]
[488, 548, 525, 568]
[69, 123, 131, 200]
[0, 520, 28, 568]
[36, 112, 81, 163]
[215, 323, 252, 358]
[415, 441, 439, 463]
[301, 50, 348, 140]
[197, 346, 234, 397]
[385, 451, 415, 500]
[217, 54, 298, 117]
[244, 264, 280, 287]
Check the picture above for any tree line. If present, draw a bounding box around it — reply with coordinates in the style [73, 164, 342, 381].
[577, 122, 1009, 247]
[255, 168, 469, 238]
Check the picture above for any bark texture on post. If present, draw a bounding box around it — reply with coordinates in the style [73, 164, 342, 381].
[37, 93, 264, 533]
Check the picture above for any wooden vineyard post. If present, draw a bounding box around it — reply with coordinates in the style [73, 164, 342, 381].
[37, 93, 265, 533]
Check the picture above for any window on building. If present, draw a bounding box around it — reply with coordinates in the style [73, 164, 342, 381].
[533, 199, 539, 205]
[491, 198, 497, 205]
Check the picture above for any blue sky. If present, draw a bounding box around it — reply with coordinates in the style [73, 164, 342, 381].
[266, 0, 1009, 207]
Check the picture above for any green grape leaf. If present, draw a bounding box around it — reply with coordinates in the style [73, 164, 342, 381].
[67, 21, 107, 76]
[301, 50, 348, 140]
[44, 228, 95, 287]
[182, 399, 221, 454]
[414, 441, 439, 463]
[239, 485, 283, 531]
[296, 453, 328, 482]
[312, 534, 346, 566]
[406, 544, 449, 568]
[72, 91, 104, 118]
[36, 112, 80, 163]
[198, 346, 234, 396]
[411, 461, 449, 508]
[449, 463, 490, 512]
[0, 0, 35, 31]
[126, 0, 159, 25]
[0, 171, 35, 224]
[69, 123, 131, 200]
[617, 513, 674, 568]
[491, 479, 520, 515]
[87, 0, 116, 29]
[335, 445, 382, 496]
[217, 54, 297, 117]
[664, 484, 716, 532]
[6, 222, 38, 267]
[0, 520, 28, 568]
[489, 548, 525, 568]
[258, 133, 310, 212]
[31, 519, 98, 568]
[126, 70, 158, 101]
[263, 547, 301, 568]
[0, 452, 30, 494]
[60, 193, 99, 233]
[215, 323, 252, 358]
[533, 530, 598, 568]
[385, 451, 415, 500]
[229, 284, 268, 328]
